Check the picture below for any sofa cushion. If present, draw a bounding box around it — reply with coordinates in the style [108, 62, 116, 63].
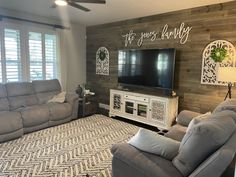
[0, 84, 9, 111]
[32, 79, 61, 93]
[47, 102, 72, 121]
[0, 98, 9, 111]
[213, 99, 236, 123]
[6, 82, 35, 96]
[189, 131, 236, 177]
[32, 79, 61, 104]
[176, 110, 202, 126]
[172, 111, 236, 177]
[111, 143, 183, 177]
[6, 82, 38, 110]
[111, 143, 182, 177]
[0, 111, 22, 135]
[20, 105, 50, 128]
[8, 95, 38, 110]
[128, 128, 180, 160]
[165, 124, 187, 141]
[0, 84, 7, 98]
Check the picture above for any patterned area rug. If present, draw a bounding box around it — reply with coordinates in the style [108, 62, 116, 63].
[0, 115, 139, 177]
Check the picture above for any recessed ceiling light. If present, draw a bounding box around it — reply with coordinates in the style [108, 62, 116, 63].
[55, 0, 68, 6]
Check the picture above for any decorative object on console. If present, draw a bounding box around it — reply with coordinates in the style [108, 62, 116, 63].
[96, 47, 109, 75]
[75, 84, 83, 98]
[201, 40, 236, 85]
[217, 66, 236, 100]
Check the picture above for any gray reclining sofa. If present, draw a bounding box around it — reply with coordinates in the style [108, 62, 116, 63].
[0, 79, 78, 143]
[111, 99, 236, 177]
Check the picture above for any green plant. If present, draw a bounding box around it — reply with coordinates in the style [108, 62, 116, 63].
[210, 47, 227, 62]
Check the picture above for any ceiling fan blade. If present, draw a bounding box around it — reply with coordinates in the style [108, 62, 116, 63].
[72, 0, 105, 4]
[67, 2, 90, 11]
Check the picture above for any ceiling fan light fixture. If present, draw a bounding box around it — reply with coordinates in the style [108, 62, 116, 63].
[55, 0, 68, 6]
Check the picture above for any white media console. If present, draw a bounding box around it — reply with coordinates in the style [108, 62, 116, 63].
[109, 89, 178, 129]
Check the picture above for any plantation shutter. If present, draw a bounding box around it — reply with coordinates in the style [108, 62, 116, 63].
[4, 29, 21, 82]
[45, 34, 57, 80]
[29, 32, 43, 81]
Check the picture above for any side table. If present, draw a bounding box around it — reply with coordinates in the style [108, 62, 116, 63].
[78, 94, 98, 118]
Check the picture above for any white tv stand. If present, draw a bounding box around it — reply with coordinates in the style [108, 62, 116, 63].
[109, 89, 178, 129]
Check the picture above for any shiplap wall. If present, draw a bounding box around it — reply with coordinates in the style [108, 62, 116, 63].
[86, 1, 236, 113]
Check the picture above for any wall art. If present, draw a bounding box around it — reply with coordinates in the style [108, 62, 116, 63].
[96, 47, 109, 75]
[122, 22, 192, 47]
[201, 40, 236, 85]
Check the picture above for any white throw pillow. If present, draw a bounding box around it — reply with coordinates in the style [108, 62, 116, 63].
[128, 128, 180, 160]
[187, 112, 211, 132]
[48, 91, 66, 103]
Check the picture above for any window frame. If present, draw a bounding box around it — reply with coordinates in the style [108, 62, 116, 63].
[0, 21, 59, 83]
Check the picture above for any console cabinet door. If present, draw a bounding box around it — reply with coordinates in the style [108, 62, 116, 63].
[150, 99, 167, 125]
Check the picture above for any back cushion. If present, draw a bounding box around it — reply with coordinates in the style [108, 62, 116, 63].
[0, 84, 9, 111]
[32, 79, 61, 104]
[172, 111, 236, 177]
[213, 99, 236, 123]
[6, 82, 38, 110]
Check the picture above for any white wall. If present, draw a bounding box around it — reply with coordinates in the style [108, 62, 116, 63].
[0, 8, 86, 92]
[63, 23, 86, 92]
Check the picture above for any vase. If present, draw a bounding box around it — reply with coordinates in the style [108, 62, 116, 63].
[75, 84, 83, 97]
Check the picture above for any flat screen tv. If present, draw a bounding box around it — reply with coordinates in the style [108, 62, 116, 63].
[118, 48, 176, 90]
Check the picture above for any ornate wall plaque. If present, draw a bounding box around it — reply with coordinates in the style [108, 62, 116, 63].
[201, 40, 236, 85]
[96, 47, 109, 75]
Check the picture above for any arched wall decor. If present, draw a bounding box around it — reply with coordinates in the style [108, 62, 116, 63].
[96, 47, 109, 75]
[201, 40, 236, 85]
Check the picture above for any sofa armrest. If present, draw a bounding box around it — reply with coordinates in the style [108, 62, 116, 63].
[176, 110, 202, 127]
[65, 93, 79, 120]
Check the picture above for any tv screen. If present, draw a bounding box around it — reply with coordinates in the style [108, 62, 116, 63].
[118, 48, 176, 90]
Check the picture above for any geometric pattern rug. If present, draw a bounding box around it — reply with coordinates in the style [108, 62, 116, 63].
[0, 114, 139, 177]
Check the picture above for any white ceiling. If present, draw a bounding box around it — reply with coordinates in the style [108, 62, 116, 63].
[0, 0, 234, 26]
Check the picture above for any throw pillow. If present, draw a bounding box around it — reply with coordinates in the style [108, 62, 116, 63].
[128, 128, 180, 160]
[48, 91, 66, 103]
[186, 112, 211, 132]
[172, 112, 236, 177]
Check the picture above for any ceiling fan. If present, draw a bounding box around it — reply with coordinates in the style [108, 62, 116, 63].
[52, 0, 106, 12]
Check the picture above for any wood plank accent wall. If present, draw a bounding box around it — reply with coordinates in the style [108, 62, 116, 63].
[86, 1, 236, 113]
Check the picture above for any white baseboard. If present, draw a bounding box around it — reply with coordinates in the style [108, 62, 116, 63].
[99, 103, 109, 110]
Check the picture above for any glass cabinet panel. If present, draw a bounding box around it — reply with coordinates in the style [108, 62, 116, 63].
[125, 101, 134, 114]
[137, 103, 148, 118]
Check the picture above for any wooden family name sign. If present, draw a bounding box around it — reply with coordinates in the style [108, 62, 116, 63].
[122, 22, 192, 47]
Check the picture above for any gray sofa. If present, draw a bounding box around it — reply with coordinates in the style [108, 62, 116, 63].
[111, 99, 236, 177]
[0, 79, 79, 143]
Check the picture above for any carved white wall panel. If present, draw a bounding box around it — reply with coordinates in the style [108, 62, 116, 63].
[96, 47, 109, 75]
[201, 40, 236, 85]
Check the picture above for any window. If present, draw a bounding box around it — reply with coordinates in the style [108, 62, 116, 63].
[0, 23, 59, 83]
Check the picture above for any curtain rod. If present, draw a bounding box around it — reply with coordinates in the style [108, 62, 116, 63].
[0, 15, 69, 30]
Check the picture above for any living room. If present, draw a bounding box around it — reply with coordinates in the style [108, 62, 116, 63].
[0, 0, 236, 177]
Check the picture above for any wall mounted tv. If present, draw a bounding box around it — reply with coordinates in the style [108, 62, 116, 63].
[118, 48, 176, 90]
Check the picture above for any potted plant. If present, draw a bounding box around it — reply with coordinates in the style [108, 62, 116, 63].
[210, 47, 227, 62]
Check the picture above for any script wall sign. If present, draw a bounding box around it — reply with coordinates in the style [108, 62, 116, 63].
[122, 22, 192, 47]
